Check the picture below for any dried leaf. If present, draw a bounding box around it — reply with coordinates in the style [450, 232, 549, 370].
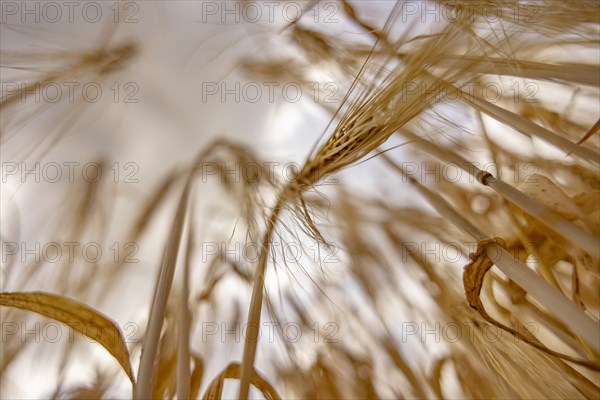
[189, 356, 204, 400]
[135, 177, 192, 399]
[0, 291, 134, 382]
[203, 363, 281, 400]
[463, 238, 505, 312]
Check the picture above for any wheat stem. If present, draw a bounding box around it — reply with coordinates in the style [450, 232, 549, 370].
[134, 179, 192, 399]
[405, 135, 599, 259]
[238, 192, 286, 400]
[454, 85, 600, 166]
[383, 154, 600, 354]
[176, 209, 193, 399]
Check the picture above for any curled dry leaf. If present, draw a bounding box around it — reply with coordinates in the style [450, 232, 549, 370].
[0, 291, 134, 382]
[463, 238, 507, 313]
[463, 241, 599, 370]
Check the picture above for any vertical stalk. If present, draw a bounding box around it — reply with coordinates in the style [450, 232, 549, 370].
[238, 192, 286, 399]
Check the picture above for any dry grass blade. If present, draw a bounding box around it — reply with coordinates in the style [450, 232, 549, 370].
[134, 177, 193, 399]
[176, 212, 194, 400]
[152, 350, 177, 398]
[204, 363, 281, 400]
[0, 291, 134, 382]
[238, 199, 284, 400]
[190, 356, 204, 399]
[429, 357, 447, 400]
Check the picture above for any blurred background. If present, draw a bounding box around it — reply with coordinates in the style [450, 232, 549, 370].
[1, 1, 599, 399]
